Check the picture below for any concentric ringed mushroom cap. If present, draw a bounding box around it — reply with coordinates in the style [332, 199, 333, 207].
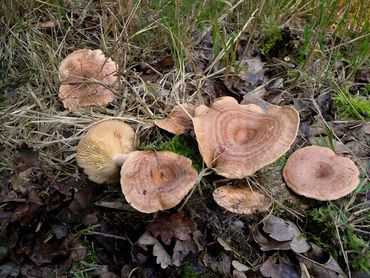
[283, 146, 360, 200]
[154, 104, 196, 134]
[76, 120, 135, 184]
[120, 151, 197, 213]
[59, 49, 117, 112]
[213, 185, 272, 214]
[192, 97, 299, 179]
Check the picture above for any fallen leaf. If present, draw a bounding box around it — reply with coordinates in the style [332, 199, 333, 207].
[316, 92, 334, 121]
[355, 68, 370, 83]
[297, 243, 346, 278]
[252, 225, 291, 251]
[52, 178, 80, 201]
[13, 143, 39, 173]
[10, 190, 42, 225]
[100, 272, 120, 278]
[232, 260, 250, 272]
[151, 55, 174, 72]
[238, 57, 265, 85]
[242, 87, 271, 110]
[260, 256, 298, 278]
[233, 270, 248, 278]
[29, 239, 62, 266]
[293, 92, 315, 121]
[203, 252, 231, 276]
[262, 215, 299, 241]
[217, 237, 235, 252]
[192, 230, 204, 251]
[51, 225, 68, 239]
[172, 239, 197, 266]
[147, 211, 196, 245]
[0, 262, 21, 277]
[262, 215, 310, 253]
[138, 231, 172, 269]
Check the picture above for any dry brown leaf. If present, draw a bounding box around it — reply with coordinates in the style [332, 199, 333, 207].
[232, 260, 250, 272]
[172, 240, 197, 266]
[262, 215, 310, 253]
[192, 230, 204, 251]
[233, 270, 248, 278]
[147, 211, 196, 245]
[297, 243, 346, 278]
[137, 232, 172, 269]
[252, 226, 291, 251]
[203, 252, 231, 276]
[260, 256, 298, 278]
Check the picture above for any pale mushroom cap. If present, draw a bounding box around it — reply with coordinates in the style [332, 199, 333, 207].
[213, 185, 272, 214]
[120, 151, 197, 213]
[283, 146, 360, 200]
[76, 120, 135, 184]
[192, 97, 299, 178]
[59, 49, 117, 112]
[154, 104, 196, 134]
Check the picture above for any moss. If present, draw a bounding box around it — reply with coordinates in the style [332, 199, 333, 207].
[141, 135, 203, 172]
[276, 154, 288, 167]
[308, 204, 370, 273]
[334, 91, 370, 120]
[160, 135, 203, 172]
[181, 264, 202, 278]
[258, 18, 283, 56]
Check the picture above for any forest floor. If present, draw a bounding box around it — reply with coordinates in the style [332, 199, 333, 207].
[0, 1, 369, 277]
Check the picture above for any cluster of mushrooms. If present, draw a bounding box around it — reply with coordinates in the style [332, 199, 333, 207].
[59, 49, 361, 214]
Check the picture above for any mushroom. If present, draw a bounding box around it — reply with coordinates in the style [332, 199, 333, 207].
[154, 104, 196, 134]
[283, 145, 360, 200]
[59, 49, 117, 112]
[120, 151, 197, 213]
[213, 185, 272, 214]
[76, 120, 135, 184]
[192, 97, 299, 178]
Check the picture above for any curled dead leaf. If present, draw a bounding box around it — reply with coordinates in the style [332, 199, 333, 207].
[260, 256, 298, 278]
[147, 211, 196, 245]
[137, 231, 172, 269]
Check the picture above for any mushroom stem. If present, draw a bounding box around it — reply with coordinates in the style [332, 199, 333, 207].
[113, 154, 129, 167]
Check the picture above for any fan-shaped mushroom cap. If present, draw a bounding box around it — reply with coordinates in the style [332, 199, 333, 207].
[192, 97, 299, 178]
[283, 146, 360, 200]
[154, 104, 196, 134]
[213, 185, 272, 214]
[120, 151, 197, 213]
[76, 120, 135, 184]
[59, 49, 117, 112]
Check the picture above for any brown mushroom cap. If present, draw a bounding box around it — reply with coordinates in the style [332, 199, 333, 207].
[192, 97, 299, 178]
[76, 120, 135, 184]
[283, 146, 360, 200]
[154, 104, 196, 134]
[59, 49, 117, 112]
[120, 151, 197, 213]
[213, 185, 272, 214]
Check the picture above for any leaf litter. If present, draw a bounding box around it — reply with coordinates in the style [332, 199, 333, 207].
[1, 1, 369, 277]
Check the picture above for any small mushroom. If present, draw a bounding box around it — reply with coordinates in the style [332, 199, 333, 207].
[213, 185, 272, 214]
[59, 49, 117, 112]
[120, 151, 197, 213]
[76, 120, 135, 184]
[283, 146, 360, 200]
[192, 97, 299, 178]
[154, 104, 196, 134]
